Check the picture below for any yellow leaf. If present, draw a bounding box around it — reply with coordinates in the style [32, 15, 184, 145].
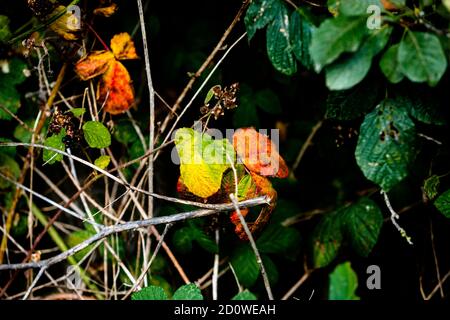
[74, 51, 115, 81]
[93, 3, 118, 17]
[175, 128, 236, 199]
[97, 60, 135, 115]
[110, 32, 138, 60]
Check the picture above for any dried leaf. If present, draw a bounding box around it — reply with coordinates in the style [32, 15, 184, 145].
[110, 32, 138, 60]
[97, 60, 135, 115]
[94, 3, 118, 17]
[233, 127, 288, 178]
[74, 51, 115, 81]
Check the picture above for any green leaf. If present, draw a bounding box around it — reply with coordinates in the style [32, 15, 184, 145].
[14, 119, 34, 143]
[326, 80, 380, 120]
[266, 3, 297, 75]
[423, 175, 440, 201]
[309, 16, 367, 72]
[341, 198, 383, 257]
[355, 99, 417, 191]
[389, 0, 406, 7]
[0, 154, 20, 189]
[396, 94, 446, 126]
[204, 85, 220, 104]
[325, 26, 392, 90]
[131, 286, 168, 300]
[329, 262, 360, 300]
[245, 0, 280, 41]
[256, 223, 301, 256]
[232, 290, 257, 300]
[66, 229, 95, 261]
[94, 155, 110, 170]
[0, 58, 28, 120]
[380, 44, 404, 84]
[312, 212, 343, 268]
[0, 138, 16, 157]
[398, 31, 447, 86]
[290, 10, 315, 70]
[230, 244, 260, 287]
[434, 189, 450, 218]
[261, 254, 279, 285]
[113, 120, 139, 145]
[172, 283, 203, 300]
[338, 0, 382, 16]
[82, 121, 111, 149]
[254, 89, 282, 114]
[43, 128, 66, 165]
[69, 108, 86, 118]
[0, 15, 11, 42]
[175, 128, 235, 198]
[173, 227, 193, 254]
[191, 228, 218, 254]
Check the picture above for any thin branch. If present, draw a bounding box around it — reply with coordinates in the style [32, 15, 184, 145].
[0, 196, 268, 271]
[212, 227, 220, 300]
[382, 191, 413, 245]
[429, 219, 444, 298]
[292, 119, 323, 171]
[229, 194, 273, 300]
[281, 270, 312, 300]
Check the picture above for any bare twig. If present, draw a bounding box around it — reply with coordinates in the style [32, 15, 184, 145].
[429, 220, 444, 298]
[382, 191, 413, 245]
[282, 270, 312, 300]
[292, 119, 323, 171]
[0, 196, 268, 271]
[212, 228, 220, 300]
[229, 194, 273, 300]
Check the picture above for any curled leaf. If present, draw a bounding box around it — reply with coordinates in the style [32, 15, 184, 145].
[74, 51, 115, 81]
[233, 127, 288, 178]
[110, 32, 139, 60]
[97, 60, 135, 115]
[48, 5, 80, 41]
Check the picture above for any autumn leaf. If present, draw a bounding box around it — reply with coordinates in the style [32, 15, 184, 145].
[74, 51, 115, 81]
[97, 60, 135, 115]
[175, 128, 235, 199]
[111, 32, 139, 60]
[94, 3, 118, 17]
[48, 5, 80, 40]
[233, 127, 289, 178]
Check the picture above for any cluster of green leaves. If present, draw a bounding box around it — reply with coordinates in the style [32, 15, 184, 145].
[131, 283, 257, 300]
[247, 0, 449, 90]
[245, 0, 315, 75]
[312, 198, 383, 268]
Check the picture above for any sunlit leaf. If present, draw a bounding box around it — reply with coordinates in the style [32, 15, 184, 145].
[94, 3, 118, 17]
[94, 155, 110, 169]
[43, 128, 66, 165]
[97, 60, 135, 115]
[82, 121, 111, 149]
[131, 286, 168, 300]
[175, 128, 235, 198]
[233, 127, 288, 178]
[172, 284, 203, 300]
[110, 32, 139, 60]
[74, 51, 115, 81]
[329, 262, 360, 300]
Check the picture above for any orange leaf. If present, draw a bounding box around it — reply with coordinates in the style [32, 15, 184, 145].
[97, 60, 135, 115]
[94, 3, 118, 17]
[110, 32, 139, 60]
[233, 127, 289, 178]
[74, 51, 115, 81]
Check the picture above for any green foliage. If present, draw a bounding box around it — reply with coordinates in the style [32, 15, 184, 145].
[423, 175, 440, 201]
[290, 9, 315, 70]
[310, 16, 367, 72]
[329, 262, 360, 300]
[232, 290, 257, 300]
[325, 26, 392, 90]
[82, 121, 111, 149]
[69, 108, 86, 118]
[398, 31, 447, 86]
[43, 128, 66, 165]
[172, 283, 204, 300]
[312, 198, 383, 267]
[380, 44, 404, 84]
[94, 155, 110, 169]
[230, 245, 260, 288]
[173, 221, 218, 254]
[355, 100, 417, 192]
[0, 58, 28, 120]
[0, 15, 11, 42]
[131, 285, 168, 300]
[435, 190, 450, 218]
[337, 0, 382, 16]
[256, 223, 301, 256]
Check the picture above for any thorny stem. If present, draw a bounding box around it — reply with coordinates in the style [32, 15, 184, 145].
[382, 191, 413, 245]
